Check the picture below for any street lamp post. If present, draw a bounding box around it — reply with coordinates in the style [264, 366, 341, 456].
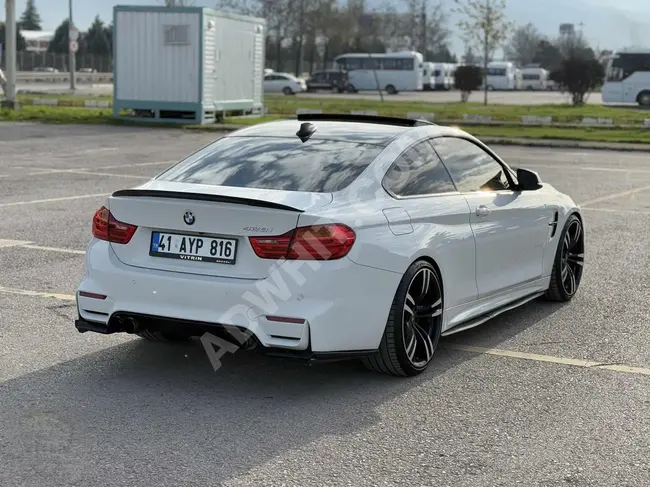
[69, 0, 77, 90]
[2, 0, 18, 109]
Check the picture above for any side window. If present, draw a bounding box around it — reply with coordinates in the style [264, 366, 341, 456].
[384, 140, 457, 197]
[432, 137, 510, 193]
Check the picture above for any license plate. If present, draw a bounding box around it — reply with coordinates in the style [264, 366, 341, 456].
[149, 231, 237, 264]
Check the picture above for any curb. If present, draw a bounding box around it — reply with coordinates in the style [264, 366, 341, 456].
[14, 99, 650, 128]
[22, 98, 112, 108]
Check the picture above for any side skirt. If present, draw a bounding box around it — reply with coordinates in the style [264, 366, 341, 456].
[440, 291, 545, 337]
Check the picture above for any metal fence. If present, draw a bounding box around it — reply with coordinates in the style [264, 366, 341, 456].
[0, 52, 113, 73]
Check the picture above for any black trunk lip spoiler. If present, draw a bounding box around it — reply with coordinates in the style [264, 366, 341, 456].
[110, 189, 305, 213]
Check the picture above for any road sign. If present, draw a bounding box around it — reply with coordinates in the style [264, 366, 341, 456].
[69, 40, 78, 53]
[69, 27, 79, 42]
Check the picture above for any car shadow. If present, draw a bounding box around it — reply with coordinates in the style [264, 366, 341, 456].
[0, 298, 564, 485]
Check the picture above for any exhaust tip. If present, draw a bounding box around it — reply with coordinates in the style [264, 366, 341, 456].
[121, 317, 139, 334]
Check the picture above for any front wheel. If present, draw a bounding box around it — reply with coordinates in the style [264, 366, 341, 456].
[545, 214, 585, 302]
[362, 260, 443, 377]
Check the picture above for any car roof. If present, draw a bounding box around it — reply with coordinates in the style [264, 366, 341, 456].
[227, 119, 439, 146]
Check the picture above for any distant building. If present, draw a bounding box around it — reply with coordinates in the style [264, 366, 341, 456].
[20, 30, 55, 52]
[559, 23, 575, 36]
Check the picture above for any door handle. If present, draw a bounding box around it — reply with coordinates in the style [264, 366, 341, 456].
[476, 205, 490, 217]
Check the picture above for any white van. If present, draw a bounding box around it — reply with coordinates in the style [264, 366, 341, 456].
[520, 67, 549, 90]
[422, 62, 435, 90]
[432, 63, 451, 90]
[334, 51, 424, 93]
[482, 62, 516, 90]
[446, 63, 458, 90]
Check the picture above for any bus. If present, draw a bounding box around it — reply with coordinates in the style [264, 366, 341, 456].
[334, 51, 424, 94]
[481, 61, 516, 90]
[601, 47, 650, 106]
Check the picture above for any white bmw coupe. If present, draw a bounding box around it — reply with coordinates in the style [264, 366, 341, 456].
[75, 114, 584, 376]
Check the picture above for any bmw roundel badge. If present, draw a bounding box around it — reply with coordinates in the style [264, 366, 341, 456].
[183, 211, 195, 225]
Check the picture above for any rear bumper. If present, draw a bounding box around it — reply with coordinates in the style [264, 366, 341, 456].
[76, 241, 402, 353]
[74, 313, 377, 362]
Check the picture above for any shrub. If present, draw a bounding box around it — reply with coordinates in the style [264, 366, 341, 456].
[454, 65, 483, 102]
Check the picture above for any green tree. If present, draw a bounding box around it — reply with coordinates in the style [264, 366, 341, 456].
[47, 19, 71, 53]
[104, 23, 113, 52]
[0, 22, 27, 53]
[453, 0, 514, 105]
[504, 23, 544, 66]
[85, 16, 111, 55]
[454, 64, 482, 101]
[19, 0, 43, 31]
[533, 40, 563, 71]
[550, 56, 604, 105]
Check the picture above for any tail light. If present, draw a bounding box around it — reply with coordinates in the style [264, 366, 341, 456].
[92, 206, 137, 244]
[249, 224, 355, 260]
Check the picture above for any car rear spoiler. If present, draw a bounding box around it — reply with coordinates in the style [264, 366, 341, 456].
[110, 189, 305, 213]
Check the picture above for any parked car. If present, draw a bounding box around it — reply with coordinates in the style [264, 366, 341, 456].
[306, 70, 348, 93]
[263, 72, 307, 95]
[75, 113, 585, 377]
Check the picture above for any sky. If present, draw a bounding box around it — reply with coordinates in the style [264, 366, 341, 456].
[2, 0, 650, 56]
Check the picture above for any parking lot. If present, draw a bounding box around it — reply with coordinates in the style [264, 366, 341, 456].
[1, 122, 649, 486]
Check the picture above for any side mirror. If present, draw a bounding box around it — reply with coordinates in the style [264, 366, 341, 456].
[516, 167, 543, 191]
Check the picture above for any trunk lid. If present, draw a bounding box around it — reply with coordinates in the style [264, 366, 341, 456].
[107, 180, 333, 279]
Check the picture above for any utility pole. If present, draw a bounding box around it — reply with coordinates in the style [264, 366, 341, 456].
[69, 0, 77, 90]
[483, 0, 490, 106]
[2, 0, 18, 109]
[420, 0, 427, 55]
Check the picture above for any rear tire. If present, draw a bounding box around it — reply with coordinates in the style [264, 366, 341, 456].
[137, 330, 192, 343]
[637, 90, 650, 107]
[385, 84, 398, 95]
[545, 214, 584, 302]
[362, 260, 443, 377]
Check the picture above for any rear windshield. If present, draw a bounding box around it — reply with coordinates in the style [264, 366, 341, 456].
[156, 136, 383, 193]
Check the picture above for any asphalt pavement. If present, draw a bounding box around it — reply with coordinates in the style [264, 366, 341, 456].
[1, 123, 649, 486]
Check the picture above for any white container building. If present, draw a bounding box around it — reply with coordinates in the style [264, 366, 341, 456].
[112, 5, 266, 124]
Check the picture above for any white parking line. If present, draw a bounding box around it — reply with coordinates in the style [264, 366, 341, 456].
[21, 244, 86, 255]
[24, 160, 176, 176]
[0, 239, 86, 254]
[451, 345, 650, 377]
[0, 193, 110, 208]
[0, 239, 32, 248]
[582, 208, 650, 216]
[580, 184, 650, 207]
[0, 286, 76, 301]
[49, 169, 150, 180]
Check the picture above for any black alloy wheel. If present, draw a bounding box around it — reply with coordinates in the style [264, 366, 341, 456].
[546, 214, 585, 301]
[363, 260, 443, 376]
